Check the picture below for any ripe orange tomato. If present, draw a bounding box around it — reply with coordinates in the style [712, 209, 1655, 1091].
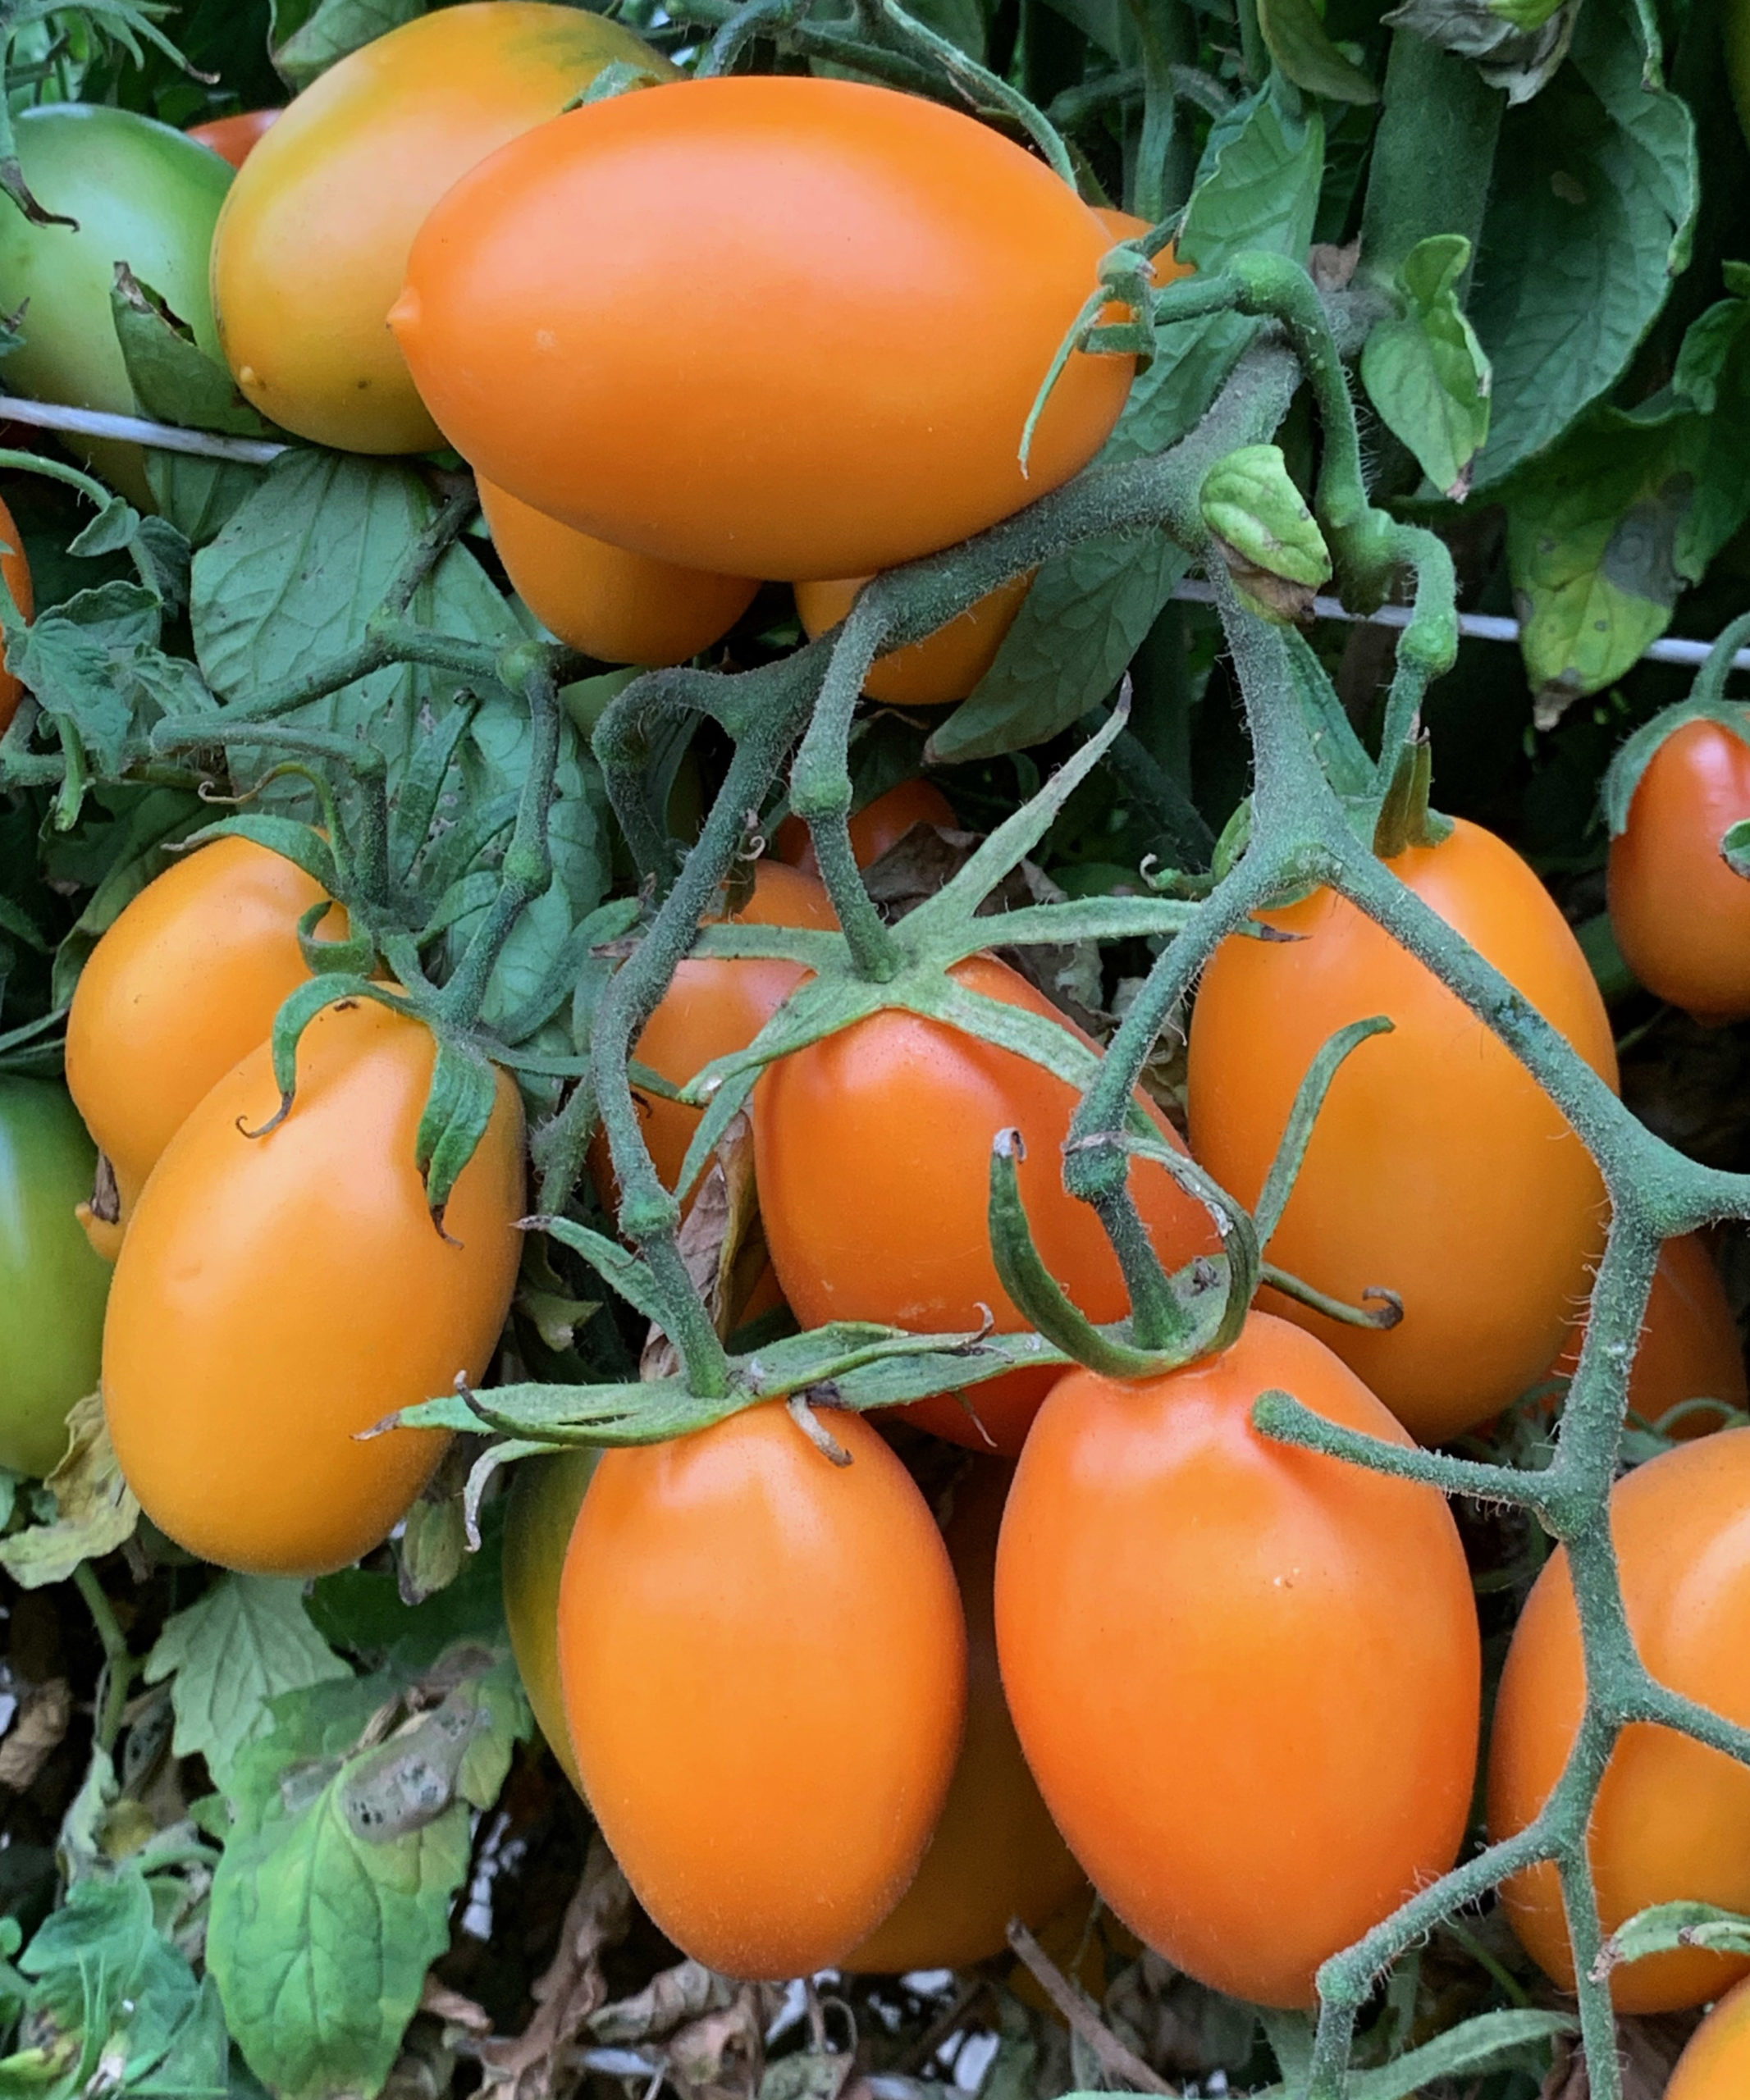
[601, 861, 837, 1207]
[1487, 1428, 1750, 2012]
[393, 76, 1133, 581]
[845, 1458, 1085, 1971]
[1187, 818, 1617, 1445]
[1609, 718, 1750, 1023]
[212, 3, 674, 453]
[1554, 1232, 1745, 1437]
[187, 107, 281, 168]
[1666, 1976, 1750, 2098]
[478, 479, 756, 668]
[103, 998, 524, 1577]
[773, 777, 956, 876]
[502, 1447, 598, 1796]
[754, 951, 1219, 1455]
[995, 1313, 1481, 2008]
[558, 1401, 966, 1978]
[0, 490, 35, 733]
[793, 573, 1034, 708]
[65, 835, 340, 1253]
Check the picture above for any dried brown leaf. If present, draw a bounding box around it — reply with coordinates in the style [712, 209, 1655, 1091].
[0, 1394, 139, 1587]
[666, 1984, 780, 2100]
[642, 1112, 761, 1380]
[476, 1835, 634, 2100]
[1538, 2012, 1702, 2100]
[591, 1961, 736, 2046]
[0, 1677, 72, 1791]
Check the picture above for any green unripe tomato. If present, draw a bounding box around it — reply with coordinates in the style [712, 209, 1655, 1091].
[501, 1447, 597, 1796]
[0, 105, 233, 504]
[0, 1077, 112, 1476]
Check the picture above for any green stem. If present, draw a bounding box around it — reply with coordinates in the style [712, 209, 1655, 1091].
[73, 1561, 134, 1755]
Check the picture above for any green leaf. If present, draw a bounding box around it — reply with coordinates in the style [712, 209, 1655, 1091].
[191, 453, 521, 792]
[208, 1655, 521, 2100]
[924, 532, 1189, 763]
[1602, 1898, 1750, 1967]
[11, 582, 162, 776]
[1342, 2010, 1577, 2097]
[1257, 0, 1379, 103]
[1200, 442, 1333, 592]
[1501, 288, 1750, 706]
[145, 451, 268, 547]
[110, 264, 274, 439]
[1723, 818, 1750, 879]
[308, 1500, 511, 1669]
[144, 1575, 351, 1789]
[274, 0, 423, 89]
[1360, 235, 1492, 497]
[1468, 0, 1697, 488]
[1177, 71, 1327, 275]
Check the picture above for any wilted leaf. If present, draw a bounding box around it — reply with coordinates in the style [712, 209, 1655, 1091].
[0, 1678, 71, 1792]
[0, 1395, 139, 1588]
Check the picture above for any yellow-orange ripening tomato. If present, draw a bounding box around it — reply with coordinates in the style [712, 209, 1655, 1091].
[1666, 1976, 1750, 2099]
[212, 4, 674, 453]
[558, 1403, 966, 1979]
[65, 835, 340, 1254]
[392, 77, 1134, 582]
[187, 107, 281, 169]
[103, 999, 524, 1578]
[502, 1447, 598, 1796]
[0, 490, 36, 734]
[773, 777, 957, 877]
[1554, 1231, 1746, 1438]
[479, 479, 757, 668]
[1187, 818, 1617, 1445]
[793, 573, 1034, 708]
[996, 1315, 1481, 2008]
[598, 861, 838, 1208]
[845, 1458, 1085, 1972]
[1488, 1428, 1750, 2012]
[754, 951, 1219, 1457]
[1608, 718, 1750, 1023]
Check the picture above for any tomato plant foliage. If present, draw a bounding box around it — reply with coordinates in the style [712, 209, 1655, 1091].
[1, 2, 1749, 2100]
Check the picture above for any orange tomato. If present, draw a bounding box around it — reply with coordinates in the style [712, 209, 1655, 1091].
[212, 3, 674, 452]
[1187, 818, 1618, 1445]
[793, 573, 1033, 707]
[392, 76, 1133, 580]
[601, 861, 837, 1207]
[502, 1446, 598, 1796]
[773, 777, 956, 876]
[103, 998, 524, 1577]
[1488, 1428, 1750, 2011]
[558, 1401, 966, 1977]
[1666, 1976, 1750, 2098]
[1555, 1231, 1746, 1437]
[845, 1458, 1085, 1970]
[1609, 717, 1750, 1023]
[479, 478, 757, 667]
[996, 1313, 1481, 2008]
[187, 107, 281, 168]
[753, 952, 1219, 1455]
[0, 490, 34, 733]
[65, 835, 340, 1252]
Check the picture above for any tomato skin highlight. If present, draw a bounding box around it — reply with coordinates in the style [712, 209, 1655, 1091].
[1608, 719, 1750, 1023]
[212, 2, 673, 454]
[773, 778, 956, 877]
[1665, 1976, 1750, 2099]
[0, 1080, 112, 1477]
[187, 107, 281, 168]
[1487, 1427, 1750, 2012]
[1187, 818, 1617, 1445]
[394, 76, 1134, 581]
[558, 1402, 967, 1979]
[66, 835, 340, 1249]
[845, 1458, 1085, 1972]
[0, 105, 231, 505]
[793, 573, 1033, 708]
[0, 490, 36, 734]
[754, 952, 1218, 1456]
[103, 998, 525, 1578]
[995, 1313, 1481, 2008]
[502, 1447, 599, 1796]
[480, 479, 756, 668]
[1554, 1231, 1746, 1437]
